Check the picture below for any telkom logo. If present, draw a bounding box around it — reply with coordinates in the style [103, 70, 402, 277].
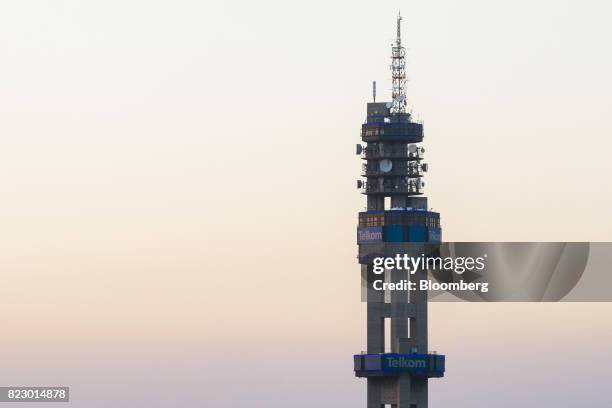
[386, 357, 426, 369]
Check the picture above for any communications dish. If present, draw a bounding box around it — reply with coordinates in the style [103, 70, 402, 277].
[379, 159, 393, 173]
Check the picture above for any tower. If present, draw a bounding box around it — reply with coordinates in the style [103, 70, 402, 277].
[353, 14, 445, 408]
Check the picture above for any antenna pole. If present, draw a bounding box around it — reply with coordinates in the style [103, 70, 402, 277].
[396, 12, 401, 47]
[373, 81, 376, 102]
[391, 12, 407, 115]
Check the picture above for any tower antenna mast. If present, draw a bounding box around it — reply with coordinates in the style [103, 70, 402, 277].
[373, 81, 376, 102]
[391, 12, 407, 115]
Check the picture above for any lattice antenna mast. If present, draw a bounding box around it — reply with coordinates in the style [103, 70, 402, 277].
[391, 12, 407, 115]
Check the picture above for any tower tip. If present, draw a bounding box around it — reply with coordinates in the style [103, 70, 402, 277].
[396, 12, 402, 46]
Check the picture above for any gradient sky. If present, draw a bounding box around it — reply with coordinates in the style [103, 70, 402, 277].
[1, 0, 611, 407]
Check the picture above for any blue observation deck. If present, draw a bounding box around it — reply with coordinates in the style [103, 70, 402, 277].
[354, 353, 445, 378]
[357, 209, 441, 244]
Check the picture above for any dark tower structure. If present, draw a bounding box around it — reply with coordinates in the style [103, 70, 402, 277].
[353, 14, 445, 408]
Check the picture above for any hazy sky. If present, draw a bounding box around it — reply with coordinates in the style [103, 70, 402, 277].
[1, 0, 611, 406]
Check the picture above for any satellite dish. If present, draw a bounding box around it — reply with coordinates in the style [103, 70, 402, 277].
[379, 159, 393, 173]
[420, 147, 425, 154]
[408, 144, 418, 153]
[356, 144, 363, 155]
[385, 102, 392, 109]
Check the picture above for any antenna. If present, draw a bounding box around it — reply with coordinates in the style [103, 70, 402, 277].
[396, 12, 402, 47]
[391, 12, 407, 115]
[373, 81, 376, 102]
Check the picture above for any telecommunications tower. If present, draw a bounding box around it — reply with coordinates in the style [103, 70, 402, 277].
[353, 14, 445, 408]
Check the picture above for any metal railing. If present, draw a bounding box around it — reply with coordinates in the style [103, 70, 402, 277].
[361, 180, 425, 195]
[362, 162, 424, 176]
[358, 350, 439, 355]
[362, 147, 424, 161]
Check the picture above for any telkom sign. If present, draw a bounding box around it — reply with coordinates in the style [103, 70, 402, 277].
[357, 227, 383, 244]
[383, 355, 428, 373]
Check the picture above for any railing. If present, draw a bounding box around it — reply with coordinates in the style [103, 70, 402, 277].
[358, 350, 439, 355]
[362, 179, 425, 195]
[362, 146, 424, 161]
[362, 162, 424, 177]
